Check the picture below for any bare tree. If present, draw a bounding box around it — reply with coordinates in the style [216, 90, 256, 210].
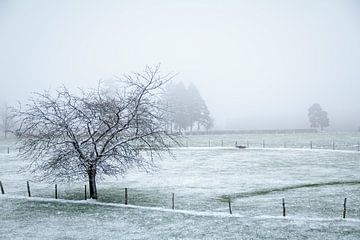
[0, 101, 14, 139]
[13, 66, 179, 199]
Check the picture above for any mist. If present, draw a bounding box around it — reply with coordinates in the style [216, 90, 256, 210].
[1, 0, 360, 131]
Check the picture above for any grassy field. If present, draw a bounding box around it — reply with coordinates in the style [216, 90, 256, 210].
[1, 133, 360, 239]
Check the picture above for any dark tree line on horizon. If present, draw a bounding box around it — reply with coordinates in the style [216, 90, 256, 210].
[164, 81, 213, 133]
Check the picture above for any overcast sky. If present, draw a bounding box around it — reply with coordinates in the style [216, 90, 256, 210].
[1, 0, 359, 130]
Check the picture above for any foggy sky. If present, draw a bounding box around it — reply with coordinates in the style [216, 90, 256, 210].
[1, 0, 360, 131]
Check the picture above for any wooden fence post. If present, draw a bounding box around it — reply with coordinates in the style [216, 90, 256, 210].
[235, 141, 237, 147]
[0, 181, 4, 194]
[221, 139, 223, 147]
[27, 181, 31, 197]
[333, 141, 335, 150]
[262, 140, 265, 148]
[55, 184, 58, 199]
[84, 185, 87, 200]
[208, 140, 210, 147]
[310, 141, 312, 149]
[125, 188, 128, 205]
[343, 198, 347, 219]
[246, 141, 249, 148]
[282, 198, 286, 217]
[228, 198, 232, 214]
[172, 193, 175, 210]
[7, 147, 9, 154]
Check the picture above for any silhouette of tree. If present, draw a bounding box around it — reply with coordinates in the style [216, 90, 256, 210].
[308, 103, 329, 131]
[13, 66, 179, 199]
[0, 101, 14, 139]
[164, 81, 213, 132]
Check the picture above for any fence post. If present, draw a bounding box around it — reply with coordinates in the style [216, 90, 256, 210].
[246, 141, 249, 148]
[172, 193, 175, 210]
[282, 198, 286, 217]
[333, 141, 335, 150]
[235, 141, 237, 147]
[228, 198, 232, 214]
[343, 198, 347, 219]
[27, 181, 31, 197]
[7, 147, 9, 154]
[284, 142, 286, 148]
[263, 140, 265, 148]
[0, 181, 4, 194]
[208, 140, 210, 147]
[125, 188, 128, 205]
[221, 139, 223, 147]
[358, 142, 359, 152]
[310, 141, 312, 149]
[84, 185, 87, 200]
[55, 184, 58, 199]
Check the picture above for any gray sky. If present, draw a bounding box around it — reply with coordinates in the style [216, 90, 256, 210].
[1, 0, 360, 130]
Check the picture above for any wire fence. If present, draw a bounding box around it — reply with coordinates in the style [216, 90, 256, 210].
[0, 181, 358, 220]
[172, 139, 360, 152]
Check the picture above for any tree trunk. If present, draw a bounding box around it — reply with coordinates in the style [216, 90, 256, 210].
[88, 169, 97, 199]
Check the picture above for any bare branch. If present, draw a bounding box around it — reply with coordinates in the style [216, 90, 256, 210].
[13, 65, 181, 198]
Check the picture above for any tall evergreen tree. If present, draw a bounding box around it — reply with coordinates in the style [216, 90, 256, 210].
[187, 83, 203, 131]
[164, 82, 190, 132]
[198, 103, 214, 131]
[173, 82, 190, 131]
[164, 81, 213, 132]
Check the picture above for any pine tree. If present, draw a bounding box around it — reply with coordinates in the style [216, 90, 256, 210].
[164, 81, 213, 132]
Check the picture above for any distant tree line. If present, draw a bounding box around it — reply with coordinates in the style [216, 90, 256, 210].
[164, 82, 213, 133]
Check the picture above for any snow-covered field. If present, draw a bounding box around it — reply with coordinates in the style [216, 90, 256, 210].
[1, 132, 360, 239]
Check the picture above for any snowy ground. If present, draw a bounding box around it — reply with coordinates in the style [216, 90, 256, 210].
[1, 133, 360, 239]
